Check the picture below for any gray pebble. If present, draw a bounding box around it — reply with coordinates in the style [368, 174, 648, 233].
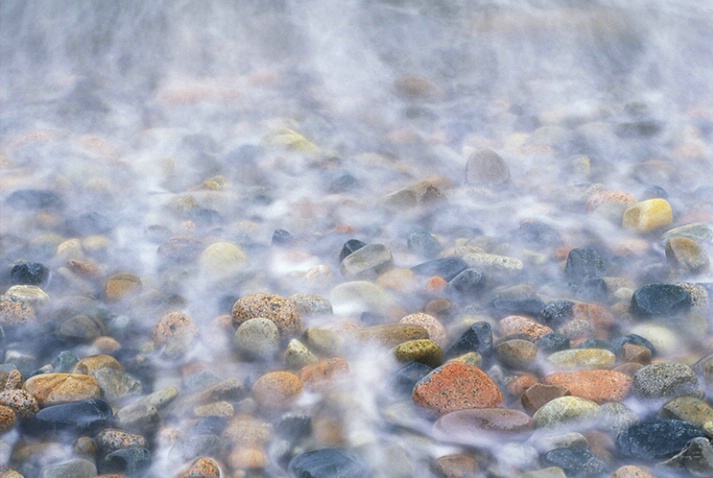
[633, 362, 703, 400]
[234, 317, 281, 361]
[40, 458, 97, 478]
[340, 243, 394, 280]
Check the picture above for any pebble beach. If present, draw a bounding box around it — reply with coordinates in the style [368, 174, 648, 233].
[1, 1, 713, 477]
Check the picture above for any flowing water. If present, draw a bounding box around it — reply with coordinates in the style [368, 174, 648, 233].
[1, 0, 713, 477]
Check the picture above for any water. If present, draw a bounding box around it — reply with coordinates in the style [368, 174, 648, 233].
[1, 0, 713, 476]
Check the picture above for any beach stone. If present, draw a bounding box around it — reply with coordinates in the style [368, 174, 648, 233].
[411, 257, 468, 282]
[71, 354, 122, 376]
[234, 317, 280, 361]
[491, 295, 545, 317]
[532, 396, 601, 428]
[391, 362, 433, 396]
[96, 428, 148, 453]
[431, 454, 479, 478]
[413, 362, 503, 414]
[399, 313, 447, 347]
[0, 389, 39, 419]
[0, 295, 37, 326]
[616, 418, 706, 459]
[661, 436, 713, 476]
[665, 236, 710, 274]
[446, 268, 486, 299]
[395, 339, 444, 368]
[660, 396, 713, 429]
[633, 362, 702, 400]
[661, 223, 713, 245]
[611, 465, 654, 478]
[157, 235, 205, 264]
[98, 446, 151, 475]
[285, 339, 319, 369]
[520, 467, 567, 478]
[495, 339, 538, 370]
[227, 445, 269, 470]
[433, 408, 533, 444]
[6, 189, 63, 210]
[622, 198, 673, 232]
[564, 248, 607, 285]
[288, 448, 370, 478]
[460, 252, 523, 275]
[537, 333, 570, 354]
[0, 404, 17, 433]
[23, 398, 112, 435]
[24, 373, 101, 407]
[340, 243, 393, 279]
[58, 315, 106, 341]
[521, 384, 571, 414]
[304, 328, 343, 356]
[104, 273, 142, 302]
[331, 280, 401, 317]
[198, 241, 246, 278]
[541, 447, 606, 477]
[289, 293, 333, 318]
[599, 402, 638, 434]
[221, 414, 272, 447]
[299, 358, 349, 389]
[351, 324, 429, 348]
[555, 319, 594, 341]
[540, 301, 574, 328]
[339, 239, 367, 262]
[10, 262, 49, 286]
[194, 401, 234, 418]
[545, 348, 615, 371]
[94, 367, 142, 402]
[232, 293, 302, 339]
[40, 458, 97, 478]
[465, 149, 510, 187]
[619, 343, 652, 364]
[631, 283, 692, 317]
[407, 231, 441, 258]
[4, 285, 50, 308]
[543, 370, 631, 404]
[153, 311, 200, 359]
[446, 321, 493, 359]
[177, 457, 221, 478]
[252, 371, 302, 412]
[499, 315, 553, 341]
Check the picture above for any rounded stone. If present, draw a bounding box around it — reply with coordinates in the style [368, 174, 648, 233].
[177, 457, 221, 478]
[284, 339, 318, 369]
[153, 311, 200, 359]
[289, 293, 333, 318]
[299, 358, 350, 389]
[3, 285, 50, 308]
[532, 396, 601, 428]
[0, 295, 37, 326]
[96, 428, 148, 453]
[499, 316, 553, 341]
[58, 315, 107, 341]
[660, 396, 713, 428]
[227, 445, 268, 470]
[98, 446, 151, 475]
[611, 465, 655, 478]
[564, 248, 607, 285]
[495, 339, 538, 370]
[407, 231, 441, 258]
[543, 370, 632, 404]
[666, 237, 710, 274]
[23, 398, 113, 435]
[0, 404, 17, 433]
[198, 242, 246, 278]
[252, 371, 303, 412]
[622, 198, 673, 233]
[631, 283, 693, 317]
[288, 448, 370, 478]
[633, 362, 702, 400]
[433, 408, 533, 445]
[521, 383, 571, 414]
[234, 317, 280, 361]
[432, 454, 480, 478]
[40, 458, 97, 478]
[23, 373, 101, 407]
[104, 273, 142, 302]
[232, 293, 302, 339]
[446, 267, 486, 300]
[340, 243, 394, 280]
[616, 418, 707, 459]
[545, 348, 616, 371]
[599, 402, 639, 434]
[10, 262, 49, 286]
[541, 447, 606, 477]
[413, 362, 504, 415]
[395, 339, 444, 368]
[465, 149, 511, 187]
[399, 313, 447, 347]
[351, 324, 429, 348]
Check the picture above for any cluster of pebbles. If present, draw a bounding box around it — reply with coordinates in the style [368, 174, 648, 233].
[2, 5, 713, 478]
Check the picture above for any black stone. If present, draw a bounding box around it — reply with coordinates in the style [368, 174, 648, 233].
[10, 262, 49, 286]
[617, 419, 706, 459]
[339, 239, 367, 262]
[491, 297, 545, 317]
[191, 416, 228, 436]
[446, 321, 493, 359]
[62, 211, 114, 236]
[273, 229, 293, 245]
[541, 447, 607, 477]
[631, 283, 693, 317]
[537, 332, 570, 353]
[564, 248, 607, 284]
[391, 362, 433, 395]
[6, 189, 63, 210]
[411, 257, 468, 282]
[288, 448, 370, 478]
[610, 334, 657, 357]
[23, 398, 113, 436]
[407, 231, 441, 258]
[276, 414, 312, 443]
[446, 268, 485, 299]
[99, 447, 152, 475]
[540, 301, 575, 328]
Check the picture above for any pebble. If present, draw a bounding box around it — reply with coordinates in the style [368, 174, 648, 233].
[5, 188, 63, 210]
[542, 370, 632, 403]
[0, 295, 37, 326]
[431, 454, 480, 477]
[545, 348, 616, 371]
[350, 324, 429, 348]
[234, 317, 280, 361]
[3, 285, 50, 309]
[660, 222, 713, 245]
[459, 252, 523, 275]
[632, 362, 702, 400]
[289, 293, 333, 318]
[665, 236, 710, 274]
[232, 293, 302, 339]
[630, 283, 693, 317]
[564, 248, 607, 285]
[24, 373, 101, 407]
[177, 457, 221, 478]
[0, 404, 17, 433]
[660, 396, 713, 428]
[521, 384, 571, 414]
[495, 339, 538, 370]
[446, 267, 486, 300]
[622, 198, 674, 232]
[532, 396, 601, 428]
[71, 353, 122, 375]
[340, 243, 394, 279]
[251, 371, 303, 412]
[610, 465, 654, 478]
[153, 311, 200, 359]
[98, 446, 151, 475]
[299, 358, 349, 389]
[446, 321, 493, 359]
[433, 408, 533, 445]
[399, 313, 447, 347]
[616, 418, 707, 459]
[10, 262, 49, 286]
[96, 428, 148, 453]
[395, 339, 444, 367]
[407, 231, 441, 258]
[411, 257, 468, 282]
[412, 362, 503, 415]
[0, 389, 39, 419]
[541, 447, 607, 477]
[339, 239, 368, 262]
[23, 398, 113, 435]
[284, 338, 319, 369]
[58, 314, 107, 341]
[465, 149, 511, 187]
[40, 458, 97, 478]
[661, 436, 713, 476]
[103, 272, 142, 302]
[499, 315, 553, 341]
[288, 448, 370, 478]
[520, 467, 567, 478]
[197, 241, 246, 278]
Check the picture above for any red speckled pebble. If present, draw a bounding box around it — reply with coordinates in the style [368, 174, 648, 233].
[544, 370, 632, 404]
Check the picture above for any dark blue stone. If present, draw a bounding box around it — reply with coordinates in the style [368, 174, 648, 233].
[6, 189, 63, 210]
[446, 321, 493, 359]
[564, 248, 607, 284]
[406, 231, 441, 258]
[99, 447, 152, 475]
[411, 257, 468, 282]
[617, 419, 706, 459]
[276, 414, 312, 443]
[328, 172, 359, 193]
[63, 211, 113, 235]
[191, 416, 228, 436]
[541, 447, 607, 477]
[446, 268, 485, 299]
[610, 334, 657, 357]
[10, 262, 49, 286]
[540, 301, 574, 328]
[273, 229, 293, 245]
[288, 448, 370, 478]
[631, 283, 693, 317]
[23, 398, 113, 435]
[537, 332, 570, 353]
[391, 362, 433, 395]
[491, 297, 545, 317]
[189, 207, 222, 226]
[50, 350, 79, 373]
[339, 239, 367, 262]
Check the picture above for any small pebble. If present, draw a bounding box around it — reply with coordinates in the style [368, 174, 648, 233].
[431, 454, 480, 478]
[288, 448, 370, 478]
[23, 398, 113, 435]
[96, 428, 148, 453]
[10, 262, 49, 286]
[153, 311, 200, 359]
[616, 418, 706, 459]
[251, 371, 303, 412]
[340, 243, 394, 279]
[0, 404, 17, 433]
[633, 362, 702, 400]
[104, 272, 142, 302]
[660, 396, 713, 428]
[399, 313, 447, 347]
[631, 283, 693, 317]
[395, 339, 444, 367]
[232, 293, 302, 338]
[284, 339, 319, 369]
[542, 370, 632, 404]
[465, 149, 511, 187]
[495, 339, 538, 370]
[433, 408, 533, 445]
[545, 348, 616, 371]
[0, 389, 39, 419]
[541, 447, 607, 477]
[177, 457, 221, 478]
[234, 317, 280, 361]
[622, 198, 673, 233]
[40, 458, 97, 478]
[532, 396, 601, 428]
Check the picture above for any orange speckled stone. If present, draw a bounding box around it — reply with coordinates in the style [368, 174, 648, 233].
[299, 358, 350, 388]
[413, 362, 503, 415]
[104, 272, 142, 302]
[507, 374, 539, 397]
[586, 190, 636, 211]
[177, 457, 221, 478]
[23, 373, 101, 407]
[499, 315, 553, 341]
[252, 371, 303, 412]
[0, 296, 37, 326]
[399, 313, 447, 346]
[232, 293, 302, 338]
[425, 276, 448, 294]
[543, 370, 632, 404]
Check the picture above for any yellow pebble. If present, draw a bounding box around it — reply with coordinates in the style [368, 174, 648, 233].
[622, 198, 673, 233]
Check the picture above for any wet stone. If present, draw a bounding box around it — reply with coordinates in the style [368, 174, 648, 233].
[433, 408, 534, 445]
[23, 398, 113, 435]
[446, 321, 493, 359]
[252, 371, 303, 412]
[0, 389, 39, 419]
[411, 257, 468, 282]
[661, 436, 713, 476]
[631, 283, 693, 317]
[40, 458, 97, 478]
[339, 239, 368, 262]
[616, 418, 706, 459]
[153, 311, 200, 359]
[407, 231, 441, 258]
[521, 383, 571, 414]
[98, 446, 151, 475]
[495, 339, 538, 370]
[232, 293, 302, 339]
[622, 198, 673, 233]
[542, 370, 632, 404]
[0, 404, 17, 433]
[24, 372, 101, 407]
[399, 313, 447, 347]
[465, 149, 511, 187]
[491, 296, 546, 317]
[431, 454, 480, 478]
[666, 236, 710, 274]
[288, 448, 370, 478]
[537, 333, 570, 354]
[96, 428, 148, 453]
[545, 348, 616, 371]
[540, 301, 574, 328]
[57, 315, 107, 342]
[660, 396, 713, 428]
[446, 268, 486, 300]
[234, 317, 280, 361]
[532, 396, 601, 428]
[177, 457, 221, 478]
[104, 272, 142, 302]
[541, 447, 607, 477]
[340, 242, 393, 280]
[564, 248, 607, 285]
[633, 362, 702, 400]
[0, 295, 37, 326]
[395, 339, 444, 368]
[10, 262, 49, 286]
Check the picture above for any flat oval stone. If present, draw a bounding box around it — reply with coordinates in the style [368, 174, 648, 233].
[495, 339, 538, 370]
[616, 418, 706, 459]
[104, 273, 142, 302]
[96, 428, 148, 453]
[399, 313, 447, 347]
[234, 318, 280, 361]
[499, 316, 553, 341]
[198, 241, 246, 278]
[633, 362, 702, 400]
[0, 296, 37, 326]
[413, 362, 503, 415]
[666, 237, 710, 274]
[40, 458, 97, 478]
[660, 396, 713, 428]
[541, 447, 607, 477]
[252, 371, 303, 412]
[631, 283, 693, 317]
[288, 448, 369, 478]
[340, 243, 393, 280]
[232, 293, 302, 339]
[521, 383, 571, 414]
[543, 370, 632, 404]
[433, 408, 533, 445]
[545, 348, 616, 371]
[622, 198, 673, 232]
[24, 373, 101, 407]
[177, 457, 221, 478]
[446, 321, 493, 359]
[395, 339, 443, 368]
[532, 396, 601, 428]
[351, 324, 428, 348]
[23, 398, 113, 435]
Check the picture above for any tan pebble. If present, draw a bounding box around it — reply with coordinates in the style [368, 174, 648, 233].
[82, 234, 110, 253]
[0, 389, 39, 419]
[3, 285, 50, 308]
[622, 198, 673, 233]
[0, 404, 17, 433]
[198, 242, 246, 278]
[222, 414, 272, 445]
[432, 453, 480, 477]
[299, 358, 350, 389]
[666, 236, 710, 274]
[92, 336, 122, 354]
[66, 259, 104, 278]
[153, 311, 199, 358]
[399, 313, 447, 347]
[56, 238, 84, 261]
[351, 324, 429, 348]
[23, 373, 101, 407]
[72, 354, 123, 376]
[252, 371, 303, 412]
[3, 369, 23, 390]
[73, 436, 98, 457]
[499, 315, 553, 341]
[232, 293, 302, 339]
[543, 370, 632, 404]
[621, 343, 652, 364]
[377, 269, 418, 295]
[157, 426, 184, 448]
[303, 328, 343, 355]
[227, 445, 268, 470]
[423, 298, 456, 319]
[611, 465, 655, 478]
[104, 273, 142, 302]
[177, 457, 222, 478]
[284, 339, 319, 369]
[0, 296, 37, 326]
[521, 383, 571, 414]
[507, 374, 539, 397]
[395, 339, 444, 368]
[194, 401, 234, 418]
